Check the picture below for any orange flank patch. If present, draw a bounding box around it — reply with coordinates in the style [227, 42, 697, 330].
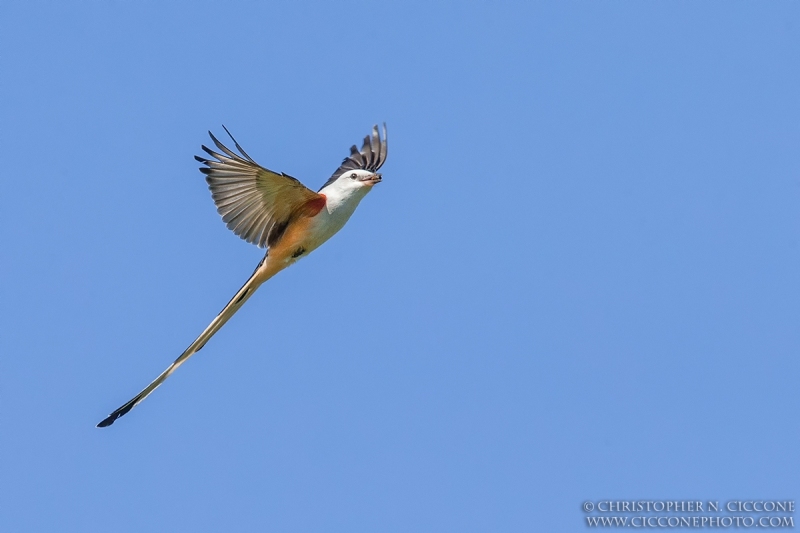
[264, 215, 315, 265]
[299, 194, 327, 217]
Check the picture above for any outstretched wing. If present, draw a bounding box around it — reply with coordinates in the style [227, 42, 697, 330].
[320, 123, 388, 191]
[196, 127, 324, 248]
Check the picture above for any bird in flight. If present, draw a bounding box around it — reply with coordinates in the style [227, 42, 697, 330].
[97, 124, 388, 427]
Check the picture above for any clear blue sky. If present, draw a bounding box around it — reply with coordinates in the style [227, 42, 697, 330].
[1, 1, 798, 531]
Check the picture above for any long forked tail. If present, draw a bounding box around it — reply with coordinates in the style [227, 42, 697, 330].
[97, 258, 268, 427]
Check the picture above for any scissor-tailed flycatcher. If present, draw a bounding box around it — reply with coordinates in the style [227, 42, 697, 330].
[97, 124, 387, 427]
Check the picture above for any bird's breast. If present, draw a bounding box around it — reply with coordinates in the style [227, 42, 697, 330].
[273, 190, 366, 267]
[306, 204, 354, 247]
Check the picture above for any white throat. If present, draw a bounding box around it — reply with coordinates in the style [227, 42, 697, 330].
[308, 180, 372, 247]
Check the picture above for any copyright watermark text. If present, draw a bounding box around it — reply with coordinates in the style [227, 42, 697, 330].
[582, 500, 794, 528]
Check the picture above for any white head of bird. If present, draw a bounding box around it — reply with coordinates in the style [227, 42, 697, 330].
[320, 169, 382, 208]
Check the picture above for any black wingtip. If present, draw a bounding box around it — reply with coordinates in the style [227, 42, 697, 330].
[219, 124, 256, 163]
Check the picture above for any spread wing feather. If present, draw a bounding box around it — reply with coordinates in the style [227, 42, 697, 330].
[196, 129, 323, 248]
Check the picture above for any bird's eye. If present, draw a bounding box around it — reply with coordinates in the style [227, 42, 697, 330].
[350, 173, 357, 179]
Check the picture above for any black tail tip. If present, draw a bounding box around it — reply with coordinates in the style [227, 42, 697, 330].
[96, 414, 117, 428]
